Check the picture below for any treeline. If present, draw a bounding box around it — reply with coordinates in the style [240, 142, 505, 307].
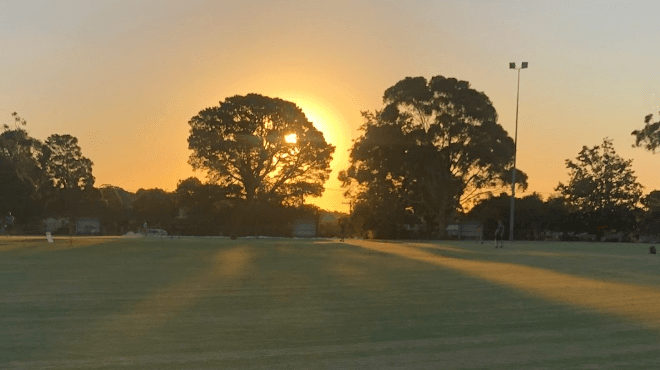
[339, 77, 660, 241]
[343, 136, 660, 241]
[4, 74, 660, 241]
[465, 191, 660, 242]
[346, 189, 660, 242]
[0, 113, 322, 236]
[1, 113, 99, 230]
[100, 181, 321, 237]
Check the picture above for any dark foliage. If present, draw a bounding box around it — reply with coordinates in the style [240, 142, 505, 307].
[467, 193, 567, 240]
[341, 76, 527, 238]
[556, 138, 643, 238]
[188, 94, 334, 206]
[632, 113, 660, 153]
[133, 188, 178, 231]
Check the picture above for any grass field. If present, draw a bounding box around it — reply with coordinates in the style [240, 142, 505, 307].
[2, 236, 660, 369]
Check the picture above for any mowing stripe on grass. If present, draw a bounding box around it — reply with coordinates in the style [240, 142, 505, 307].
[78, 245, 257, 344]
[345, 240, 660, 329]
[116, 245, 255, 336]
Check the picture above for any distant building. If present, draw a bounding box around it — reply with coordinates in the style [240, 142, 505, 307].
[76, 218, 101, 235]
[43, 217, 68, 233]
[446, 222, 483, 240]
[292, 218, 317, 238]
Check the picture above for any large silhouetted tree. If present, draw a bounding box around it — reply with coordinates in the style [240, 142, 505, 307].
[187, 94, 335, 206]
[340, 76, 527, 237]
[632, 113, 660, 153]
[556, 138, 642, 236]
[45, 134, 94, 191]
[0, 113, 49, 221]
[44, 134, 98, 218]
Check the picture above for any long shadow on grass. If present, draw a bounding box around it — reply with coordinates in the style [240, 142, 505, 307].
[346, 239, 660, 331]
[6, 238, 660, 369]
[1, 238, 258, 364]
[61, 243, 258, 358]
[403, 240, 660, 288]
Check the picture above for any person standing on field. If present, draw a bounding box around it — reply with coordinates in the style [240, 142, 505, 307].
[339, 217, 346, 242]
[494, 220, 505, 248]
[4, 212, 14, 236]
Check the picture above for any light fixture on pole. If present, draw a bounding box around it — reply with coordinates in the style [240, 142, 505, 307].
[509, 61, 528, 242]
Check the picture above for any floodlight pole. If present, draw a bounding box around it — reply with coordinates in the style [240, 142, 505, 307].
[509, 62, 527, 242]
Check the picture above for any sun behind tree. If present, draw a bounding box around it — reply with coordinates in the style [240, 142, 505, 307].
[187, 94, 335, 206]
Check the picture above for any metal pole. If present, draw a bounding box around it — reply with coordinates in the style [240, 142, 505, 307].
[510, 68, 521, 242]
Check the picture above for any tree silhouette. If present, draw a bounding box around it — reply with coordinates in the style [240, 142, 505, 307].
[0, 113, 50, 221]
[45, 134, 94, 191]
[44, 134, 98, 218]
[632, 113, 660, 153]
[467, 193, 569, 240]
[188, 94, 334, 206]
[341, 76, 527, 237]
[556, 138, 642, 236]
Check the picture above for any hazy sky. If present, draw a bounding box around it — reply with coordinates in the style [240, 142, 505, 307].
[2, 0, 659, 212]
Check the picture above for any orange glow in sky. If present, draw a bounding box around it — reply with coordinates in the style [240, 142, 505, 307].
[1, 1, 659, 213]
[277, 95, 357, 211]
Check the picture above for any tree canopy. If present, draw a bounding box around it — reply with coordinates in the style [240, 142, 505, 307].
[632, 112, 660, 153]
[642, 190, 660, 212]
[0, 113, 100, 221]
[556, 138, 642, 235]
[638, 190, 660, 235]
[340, 76, 527, 237]
[188, 94, 335, 206]
[133, 188, 177, 229]
[467, 192, 571, 240]
[557, 138, 642, 213]
[0, 113, 50, 220]
[43, 134, 98, 218]
[45, 134, 94, 191]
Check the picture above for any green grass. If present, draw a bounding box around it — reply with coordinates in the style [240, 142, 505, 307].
[2, 236, 660, 369]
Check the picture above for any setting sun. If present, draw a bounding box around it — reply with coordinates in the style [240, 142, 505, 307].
[283, 97, 357, 211]
[284, 133, 297, 144]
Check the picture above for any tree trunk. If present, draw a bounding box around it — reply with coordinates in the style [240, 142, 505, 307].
[229, 199, 254, 239]
[437, 196, 449, 239]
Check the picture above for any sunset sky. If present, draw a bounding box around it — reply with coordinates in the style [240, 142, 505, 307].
[1, 1, 659, 213]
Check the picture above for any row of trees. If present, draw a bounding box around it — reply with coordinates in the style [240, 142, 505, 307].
[3, 75, 658, 239]
[182, 81, 659, 240]
[0, 113, 98, 227]
[466, 190, 660, 242]
[338, 76, 660, 240]
[463, 137, 657, 241]
[1, 94, 335, 236]
[97, 180, 321, 236]
[184, 80, 658, 240]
